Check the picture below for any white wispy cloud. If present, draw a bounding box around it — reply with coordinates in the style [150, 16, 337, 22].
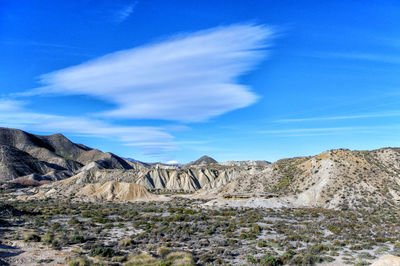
[258, 127, 360, 134]
[257, 126, 394, 136]
[276, 111, 400, 123]
[0, 99, 25, 112]
[114, 1, 138, 23]
[308, 52, 400, 64]
[0, 99, 174, 156]
[0, 39, 95, 58]
[0, 40, 76, 49]
[26, 24, 273, 122]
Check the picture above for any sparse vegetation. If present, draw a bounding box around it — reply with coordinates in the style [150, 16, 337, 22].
[1, 196, 399, 265]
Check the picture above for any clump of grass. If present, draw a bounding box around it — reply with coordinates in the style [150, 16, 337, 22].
[119, 237, 132, 247]
[70, 235, 85, 244]
[24, 233, 41, 242]
[68, 217, 80, 225]
[67, 258, 94, 266]
[166, 251, 194, 265]
[125, 253, 160, 266]
[157, 246, 171, 258]
[261, 256, 283, 266]
[42, 232, 54, 243]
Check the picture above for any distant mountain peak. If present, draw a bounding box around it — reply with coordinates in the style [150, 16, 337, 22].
[48, 133, 66, 138]
[187, 155, 218, 166]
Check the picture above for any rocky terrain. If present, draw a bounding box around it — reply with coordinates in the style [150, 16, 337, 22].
[1, 197, 400, 266]
[0, 127, 143, 185]
[204, 148, 400, 211]
[7, 126, 397, 211]
[0, 127, 261, 195]
[1, 127, 400, 265]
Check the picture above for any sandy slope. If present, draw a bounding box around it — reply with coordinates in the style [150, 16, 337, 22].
[371, 255, 400, 266]
[76, 181, 160, 201]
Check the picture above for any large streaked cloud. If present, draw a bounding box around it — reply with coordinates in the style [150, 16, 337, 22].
[0, 99, 174, 156]
[308, 52, 400, 64]
[276, 111, 400, 123]
[29, 24, 273, 122]
[257, 125, 398, 137]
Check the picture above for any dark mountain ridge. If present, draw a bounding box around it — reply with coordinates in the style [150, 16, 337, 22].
[0, 127, 138, 184]
[186, 155, 218, 166]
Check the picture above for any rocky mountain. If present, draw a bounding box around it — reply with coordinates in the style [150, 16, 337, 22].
[0, 144, 55, 181]
[185, 155, 218, 167]
[0, 127, 240, 193]
[29, 165, 241, 200]
[0, 127, 142, 185]
[205, 148, 400, 210]
[31, 146, 400, 211]
[3, 127, 400, 211]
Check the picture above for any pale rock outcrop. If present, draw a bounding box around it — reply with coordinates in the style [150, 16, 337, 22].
[77, 181, 156, 201]
[371, 255, 400, 266]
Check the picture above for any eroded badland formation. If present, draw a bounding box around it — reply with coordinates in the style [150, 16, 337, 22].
[1, 127, 400, 265]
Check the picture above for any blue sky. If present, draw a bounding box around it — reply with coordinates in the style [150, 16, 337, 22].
[1, 0, 399, 163]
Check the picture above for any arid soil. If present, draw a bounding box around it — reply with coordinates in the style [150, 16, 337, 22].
[1, 193, 400, 265]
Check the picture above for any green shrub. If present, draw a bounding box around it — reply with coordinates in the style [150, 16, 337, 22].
[247, 255, 257, 264]
[258, 241, 267, 248]
[68, 258, 93, 266]
[52, 222, 61, 230]
[327, 225, 340, 234]
[70, 235, 85, 244]
[309, 244, 329, 254]
[252, 224, 261, 234]
[68, 217, 80, 225]
[157, 246, 171, 258]
[354, 260, 369, 266]
[24, 233, 41, 242]
[91, 216, 109, 224]
[280, 250, 295, 264]
[43, 232, 54, 243]
[291, 253, 323, 265]
[261, 256, 283, 266]
[89, 247, 115, 258]
[158, 261, 172, 266]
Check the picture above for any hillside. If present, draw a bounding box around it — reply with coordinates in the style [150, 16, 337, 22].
[4, 128, 400, 266]
[204, 148, 400, 210]
[27, 146, 400, 210]
[3, 127, 400, 211]
[0, 127, 143, 184]
[0, 144, 54, 181]
[76, 181, 160, 202]
[185, 155, 218, 167]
